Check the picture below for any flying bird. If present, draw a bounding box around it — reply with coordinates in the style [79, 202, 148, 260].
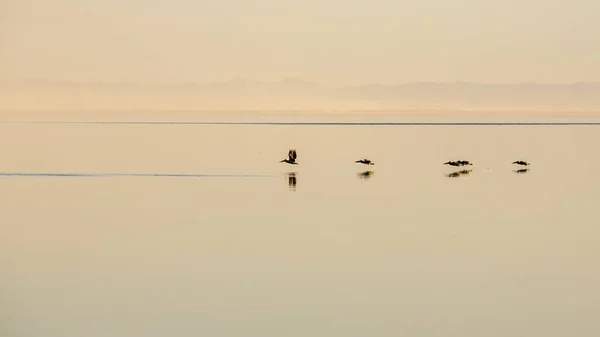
[280, 149, 298, 165]
[355, 159, 374, 165]
[512, 161, 530, 166]
[444, 161, 461, 167]
[444, 160, 472, 166]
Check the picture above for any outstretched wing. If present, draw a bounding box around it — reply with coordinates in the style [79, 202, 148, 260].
[291, 149, 297, 161]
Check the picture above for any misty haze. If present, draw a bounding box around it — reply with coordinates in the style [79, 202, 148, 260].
[1, 1, 599, 337]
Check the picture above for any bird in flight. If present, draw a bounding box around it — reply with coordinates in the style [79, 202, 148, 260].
[355, 159, 375, 165]
[512, 160, 530, 166]
[444, 160, 472, 167]
[280, 149, 298, 165]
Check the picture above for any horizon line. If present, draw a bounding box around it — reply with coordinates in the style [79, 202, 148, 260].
[3, 121, 600, 126]
[3, 78, 600, 88]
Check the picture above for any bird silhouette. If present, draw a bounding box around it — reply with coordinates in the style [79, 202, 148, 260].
[444, 160, 472, 167]
[512, 160, 530, 166]
[280, 149, 298, 165]
[355, 159, 374, 165]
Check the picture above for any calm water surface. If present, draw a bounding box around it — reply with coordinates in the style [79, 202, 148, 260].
[1, 113, 599, 337]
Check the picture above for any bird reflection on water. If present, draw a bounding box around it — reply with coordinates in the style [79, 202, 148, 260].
[287, 172, 297, 191]
[357, 171, 375, 180]
[446, 169, 472, 178]
[513, 168, 530, 174]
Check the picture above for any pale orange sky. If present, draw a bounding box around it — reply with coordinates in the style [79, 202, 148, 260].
[1, 0, 600, 86]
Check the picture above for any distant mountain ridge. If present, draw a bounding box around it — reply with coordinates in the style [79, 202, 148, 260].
[2, 78, 600, 113]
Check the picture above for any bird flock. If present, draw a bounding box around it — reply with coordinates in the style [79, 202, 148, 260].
[280, 149, 530, 174]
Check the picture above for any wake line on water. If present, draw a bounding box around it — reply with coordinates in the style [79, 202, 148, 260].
[0, 172, 272, 178]
[2, 121, 600, 126]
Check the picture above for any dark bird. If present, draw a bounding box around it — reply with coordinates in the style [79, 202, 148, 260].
[355, 159, 374, 165]
[280, 149, 298, 165]
[514, 168, 530, 174]
[444, 160, 472, 167]
[512, 160, 530, 166]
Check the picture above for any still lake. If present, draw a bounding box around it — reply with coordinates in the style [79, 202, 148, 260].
[1, 113, 599, 337]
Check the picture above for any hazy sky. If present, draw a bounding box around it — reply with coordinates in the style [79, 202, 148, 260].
[1, 0, 599, 85]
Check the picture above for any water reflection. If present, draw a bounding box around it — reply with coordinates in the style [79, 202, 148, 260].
[513, 168, 530, 174]
[287, 172, 297, 190]
[357, 171, 375, 180]
[446, 169, 472, 178]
